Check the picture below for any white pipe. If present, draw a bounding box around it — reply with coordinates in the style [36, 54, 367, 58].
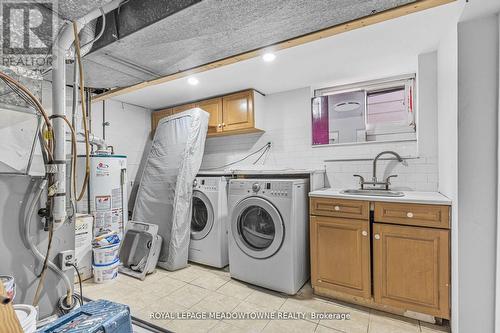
[51, 0, 122, 228]
[51, 27, 67, 227]
[67, 131, 108, 151]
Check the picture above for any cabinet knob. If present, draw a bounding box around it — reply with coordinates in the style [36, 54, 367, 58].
[362, 230, 368, 236]
[374, 234, 380, 240]
[334, 206, 340, 211]
[222, 123, 226, 127]
[406, 212, 414, 218]
[218, 123, 222, 128]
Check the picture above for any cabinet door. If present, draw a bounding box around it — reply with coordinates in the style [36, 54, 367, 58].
[310, 216, 371, 299]
[373, 223, 450, 319]
[172, 103, 196, 114]
[197, 98, 222, 134]
[222, 90, 254, 131]
[151, 108, 172, 134]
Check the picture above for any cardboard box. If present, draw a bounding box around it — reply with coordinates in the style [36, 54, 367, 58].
[75, 214, 94, 282]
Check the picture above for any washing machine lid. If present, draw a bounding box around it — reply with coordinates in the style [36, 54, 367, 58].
[191, 190, 214, 240]
[231, 197, 284, 259]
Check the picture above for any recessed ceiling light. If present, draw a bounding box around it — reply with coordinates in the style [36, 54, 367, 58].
[262, 52, 276, 62]
[187, 77, 199, 85]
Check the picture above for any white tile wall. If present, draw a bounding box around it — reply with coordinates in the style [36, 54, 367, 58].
[201, 52, 439, 192]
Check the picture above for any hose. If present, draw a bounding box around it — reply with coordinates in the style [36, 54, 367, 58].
[32, 222, 53, 306]
[25, 179, 73, 308]
[73, 21, 91, 202]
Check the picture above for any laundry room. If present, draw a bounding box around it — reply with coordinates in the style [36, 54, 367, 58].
[0, 1, 499, 333]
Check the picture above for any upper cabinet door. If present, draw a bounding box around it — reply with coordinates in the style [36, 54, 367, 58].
[222, 90, 254, 131]
[373, 223, 450, 319]
[197, 98, 222, 134]
[151, 108, 172, 134]
[310, 215, 371, 299]
[172, 103, 196, 114]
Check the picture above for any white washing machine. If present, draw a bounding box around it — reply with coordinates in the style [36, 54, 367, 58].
[228, 178, 310, 294]
[188, 176, 229, 268]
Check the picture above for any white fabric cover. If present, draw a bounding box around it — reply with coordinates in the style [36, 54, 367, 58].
[133, 108, 209, 270]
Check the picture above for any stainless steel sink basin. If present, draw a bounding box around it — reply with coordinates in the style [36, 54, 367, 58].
[341, 189, 405, 197]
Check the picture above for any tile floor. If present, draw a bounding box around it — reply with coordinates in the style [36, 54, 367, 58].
[82, 263, 450, 333]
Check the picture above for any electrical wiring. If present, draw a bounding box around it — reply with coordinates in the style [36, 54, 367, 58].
[253, 144, 271, 165]
[204, 142, 272, 170]
[72, 20, 91, 202]
[70, 263, 83, 306]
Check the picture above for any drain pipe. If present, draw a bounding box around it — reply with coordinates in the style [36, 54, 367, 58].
[51, 0, 122, 229]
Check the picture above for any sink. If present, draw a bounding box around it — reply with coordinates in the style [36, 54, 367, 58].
[341, 189, 405, 197]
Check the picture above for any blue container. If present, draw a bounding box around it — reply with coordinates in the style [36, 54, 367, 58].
[37, 300, 132, 333]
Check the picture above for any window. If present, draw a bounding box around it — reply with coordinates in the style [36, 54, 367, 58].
[311, 74, 416, 146]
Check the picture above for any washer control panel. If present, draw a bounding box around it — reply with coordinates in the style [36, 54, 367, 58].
[193, 177, 223, 191]
[230, 180, 297, 197]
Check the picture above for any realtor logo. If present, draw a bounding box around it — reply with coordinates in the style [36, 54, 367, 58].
[2, 1, 53, 54]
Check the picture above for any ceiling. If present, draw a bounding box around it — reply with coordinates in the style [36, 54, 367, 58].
[49, 0, 114, 20]
[75, 0, 418, 88]
[111, 1, 464, 110]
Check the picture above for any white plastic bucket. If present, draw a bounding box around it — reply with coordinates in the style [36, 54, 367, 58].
[0, 275, 15, 300]
[93, 243, 120, 265]
[93, 259, 120, 283]
[14, 304, 37, 333]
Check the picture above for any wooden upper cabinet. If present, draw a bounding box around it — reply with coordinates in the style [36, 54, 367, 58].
[373, 223, 450, 319]
[222, 90, 254, 132]
[172, 103, 196, 114]
[310, 215, 371, 299]
[150, 89, 262, 137]
[197, 98, 222, 134]
[151, 108, 172, 134]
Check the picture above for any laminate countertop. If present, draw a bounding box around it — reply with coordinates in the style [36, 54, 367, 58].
[309, 188, 452, 205]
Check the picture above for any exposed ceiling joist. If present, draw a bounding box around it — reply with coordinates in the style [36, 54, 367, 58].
[93, 0, 455, 103]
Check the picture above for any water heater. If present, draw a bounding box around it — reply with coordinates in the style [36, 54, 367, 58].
[76, 154, 127, 238]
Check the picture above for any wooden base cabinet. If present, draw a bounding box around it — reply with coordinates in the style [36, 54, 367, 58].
[309, 197, 451, 320]
[310, 216, 371, 299]
[373, 223, 450, 319]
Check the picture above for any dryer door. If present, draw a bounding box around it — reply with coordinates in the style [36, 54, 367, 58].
[231, 197, 284, 259]
[191, 191, 214, 240]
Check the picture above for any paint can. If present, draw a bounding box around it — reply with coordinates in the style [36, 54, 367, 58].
[14, 304, 37, 333]
[0, 275, 16, 300]
[93, 259, 120, 283]
[93, 243, 120, 265]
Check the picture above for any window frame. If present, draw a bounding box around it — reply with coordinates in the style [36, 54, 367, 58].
[313, 74, 416, 146]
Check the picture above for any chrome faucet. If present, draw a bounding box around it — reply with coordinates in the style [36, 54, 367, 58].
[353, 151, 404, 190]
